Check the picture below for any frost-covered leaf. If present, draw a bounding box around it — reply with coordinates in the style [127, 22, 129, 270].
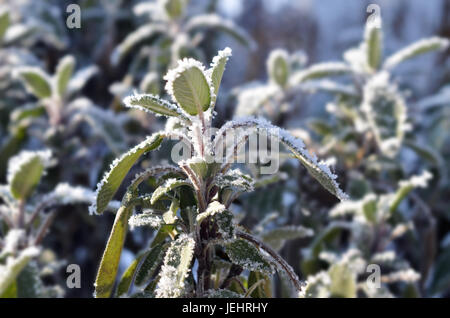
[383, 37, 449, 70]
[225, 239, 273, 274]
[164, 59, 212, 115]
[66, 65, 98, 95]
[16, 262, 43, 298]
[129, 210, 163, 229]
[361, 72, 409, 158]
[0, 247, 40, 296]
[196, 201, 226, 223]
[261, 226, 314, 251]
[54, 55, 75, 97]
[111, 24, 165, 65]
[42, 183, 119, 211]
[135, 243, 168, 287]
[94, 205, 133, 298]
[216, 169, 254, 193]
[208, 47, 232, 102]
[267, 49, 290, 87]
[290, 62, 351, 85]
[216, 117, 347, 200]
[91, 133, 164, 215]
[150, 178, 191, 205]
[185, 14, 256, 49]
[389, 170, 432, 213]
[7, 150, 52, 200]
[155, 234, 195, 298]
[124, 93, 186, 119]
[364, 20, 382, 71]
[15, 67, 52, 99]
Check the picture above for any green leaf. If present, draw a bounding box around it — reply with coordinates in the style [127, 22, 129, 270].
[365, 22, 382, 71]
[16, 262, 42, 298]
[0, 247, 39, 296]
[329, 264, 357, 298]
[248, 271, 271, 298]
[0, 281, 17, 298]
[0, 9, 10, 41]
[111, 24, 164, 65]
[55, 55, 75, 97]
[209, 47, 232, 103]
[155, 234, 195, 298]
[123, 94, 186, 118]
[116, 251, 147, 297]
[91, 133, 164, 215]
[225, 239, 273, 274]
[185, 14, 256, 49]
[135, 243, 168, 286]
[383, 37, 449, 70]
[7, 150, 52, 200]
[261, 226, 313, 251]
[170, 65, 211, 115]
[16, 67, 52, 99]
[94, 205, 133, 298]
[290, 62, 350, 85]
[267, 49, 290, 87]
[150, 178, 191, 205]
[163, 0, 186, 19]
[389, 170, 432, 213]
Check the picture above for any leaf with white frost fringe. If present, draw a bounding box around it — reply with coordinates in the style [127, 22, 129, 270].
[209, 47, 232, 101]
[389, 170, 432, 213]
[217, 117, 347, 200]
[7, 150, 52, 200]
[267, 49, 290, 87]
[111, 24, 165, 65]
[261, 226, 314, 251]
[185, 14, 256, 49]
[155, 234, 195, 298]
[383, 37, 449, 70]
[165, 61, 211, 115]
[94, 205, 133, 298]
[123, 94, 187, 119]
[116, 251, 147, 297]
[225, 239, 273, 274]
[135, 243, 168, 287]
[361, 72, 408, 158]
[196, 201, 226, 223]
[128, 211, 162, 229]
[55, 55, 75, 97]
[16, 67, 52, 99]
[365, 21, 382, 70]
[0, 247, 40, 296]
[91, 133, 164, 215]
[290, 62, 351, 85]
[67, 65, 98, 95]
[150, 178, 192, 205]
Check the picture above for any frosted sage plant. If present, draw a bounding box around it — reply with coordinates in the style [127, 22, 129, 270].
[0, 150, 118, 297]
[91, 48, 347, 298]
